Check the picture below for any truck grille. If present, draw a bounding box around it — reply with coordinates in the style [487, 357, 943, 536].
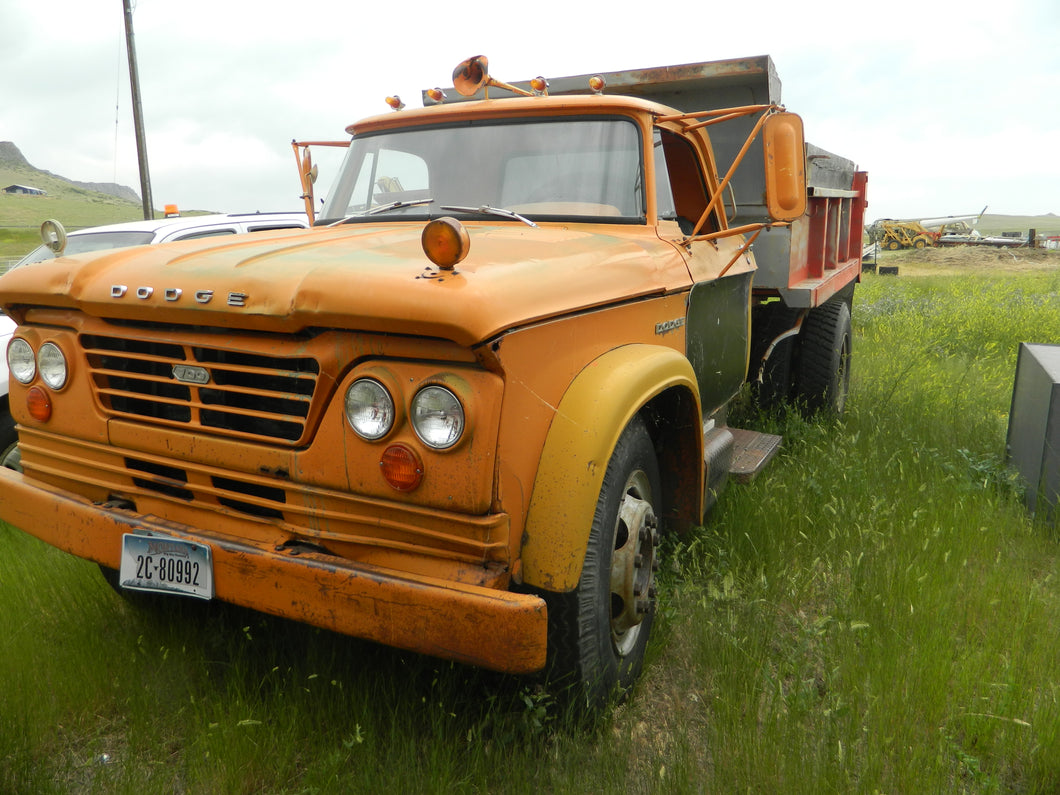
[82, 334, 319, 444]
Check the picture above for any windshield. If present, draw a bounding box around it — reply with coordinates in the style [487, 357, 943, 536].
[319, 117, 644, 224]
[14, 230, 156, 268]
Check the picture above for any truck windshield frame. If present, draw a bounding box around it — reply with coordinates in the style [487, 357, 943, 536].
[319, 116, 646, 226]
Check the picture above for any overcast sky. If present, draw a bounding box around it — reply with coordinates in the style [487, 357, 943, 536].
[2, 0, 1057, 223]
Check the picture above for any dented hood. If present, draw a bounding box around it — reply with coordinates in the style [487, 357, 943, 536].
[0, 223, 687, 347]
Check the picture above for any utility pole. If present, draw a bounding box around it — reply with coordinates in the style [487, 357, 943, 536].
[122, 0, 154, 220]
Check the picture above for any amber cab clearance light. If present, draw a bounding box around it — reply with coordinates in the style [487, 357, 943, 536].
[421, 217, 470, 270]
[380, 444, 424, 492]
[27, 386, 52, 422]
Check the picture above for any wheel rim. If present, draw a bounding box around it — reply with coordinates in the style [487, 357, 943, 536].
[608, 469, 658, 657]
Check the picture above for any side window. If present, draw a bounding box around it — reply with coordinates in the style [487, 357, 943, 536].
[653, 131, 677, 221]
[174, 229, 237, 241]
[343, 149, 431, 214]
[655, 128, 718, 235]
[246, 224, 306, 233]
[372, 150, 429, 206]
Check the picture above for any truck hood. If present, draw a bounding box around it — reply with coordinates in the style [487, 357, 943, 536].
[0, 223, 686, 347]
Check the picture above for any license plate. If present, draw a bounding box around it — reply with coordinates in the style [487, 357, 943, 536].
[118, 533, 214, 600]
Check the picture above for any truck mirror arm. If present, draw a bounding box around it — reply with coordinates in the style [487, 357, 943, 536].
[660, 105, 779, 243]
[655, 103, 776, 130]
[292, 139, 351, 224]
[701, 222, 792, 278]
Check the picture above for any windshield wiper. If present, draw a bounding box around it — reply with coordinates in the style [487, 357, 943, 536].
[440, 205, 538, 228]
[368, 198, 435, 215]
[328, 198, 435, 225]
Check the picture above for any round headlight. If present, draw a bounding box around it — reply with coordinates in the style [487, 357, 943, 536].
[345, 378, 395, 440]
[37, 342, 68, 389]
[8, 338, 36, 384]
[411, 385, 464, 449]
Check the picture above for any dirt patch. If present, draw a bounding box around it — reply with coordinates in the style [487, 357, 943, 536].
[872, 245, 1060, 276]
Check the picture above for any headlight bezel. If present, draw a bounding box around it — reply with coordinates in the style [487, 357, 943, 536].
[410, 384, 465, 450]
[37, 342, 68, 390]
[8, 338, 37, 385]
[344, 377, 397, 441]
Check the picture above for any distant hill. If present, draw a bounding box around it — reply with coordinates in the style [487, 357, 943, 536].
[0, 141, 141, 204]
[978, 213, 1060, 237]
[0, 141, 148, 230]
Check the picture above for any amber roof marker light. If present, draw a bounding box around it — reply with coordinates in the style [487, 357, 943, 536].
[421, 217, 470, 270]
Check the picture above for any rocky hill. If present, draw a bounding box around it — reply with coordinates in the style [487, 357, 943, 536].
[0, 141, 140, 203]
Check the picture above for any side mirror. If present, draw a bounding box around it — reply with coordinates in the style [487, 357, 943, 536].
[762, 112, 807, 221]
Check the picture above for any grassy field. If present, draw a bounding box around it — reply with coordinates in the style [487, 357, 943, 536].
[1, 252, 1059, 792]
[0, 161, 148, 232]
[0, 192, 146, 232]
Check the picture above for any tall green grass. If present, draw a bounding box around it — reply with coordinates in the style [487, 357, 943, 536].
[2, 266, 1060, 792]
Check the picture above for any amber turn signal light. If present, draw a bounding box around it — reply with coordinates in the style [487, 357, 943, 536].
[421, 217, 470, 270]
[380, 444, 424, 492]
[27, 386, 52, 422]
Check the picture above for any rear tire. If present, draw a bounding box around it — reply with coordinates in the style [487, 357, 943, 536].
[750, 304, 799, 410]
[794, 298, 852, 415]
[543, 415, 662, 710]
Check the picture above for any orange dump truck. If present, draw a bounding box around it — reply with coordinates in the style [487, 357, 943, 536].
[0, 55, 866, 705]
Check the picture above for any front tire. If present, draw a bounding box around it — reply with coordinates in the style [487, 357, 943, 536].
[0, 411, 20, 472]
[544, 415, 662, 709]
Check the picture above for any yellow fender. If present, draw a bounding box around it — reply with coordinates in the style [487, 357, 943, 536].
[520, 344, 701, 592]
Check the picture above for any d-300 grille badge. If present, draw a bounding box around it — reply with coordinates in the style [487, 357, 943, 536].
[172, 365, 210, 385]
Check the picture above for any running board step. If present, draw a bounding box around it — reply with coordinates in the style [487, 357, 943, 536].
[728, 428, 783, 484]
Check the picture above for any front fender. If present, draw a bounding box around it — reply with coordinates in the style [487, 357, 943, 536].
[519, 344, 700, 592]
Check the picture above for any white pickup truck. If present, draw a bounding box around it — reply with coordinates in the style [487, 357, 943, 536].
[1, 211, 310, 468]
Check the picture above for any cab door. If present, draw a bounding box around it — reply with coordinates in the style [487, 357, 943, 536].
[654, 127, 753, 415]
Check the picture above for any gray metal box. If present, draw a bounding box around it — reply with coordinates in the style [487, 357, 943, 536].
[1006, 343, 1060, 520]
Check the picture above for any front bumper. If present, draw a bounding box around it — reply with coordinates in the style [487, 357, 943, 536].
[0, 467, 548, 674]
